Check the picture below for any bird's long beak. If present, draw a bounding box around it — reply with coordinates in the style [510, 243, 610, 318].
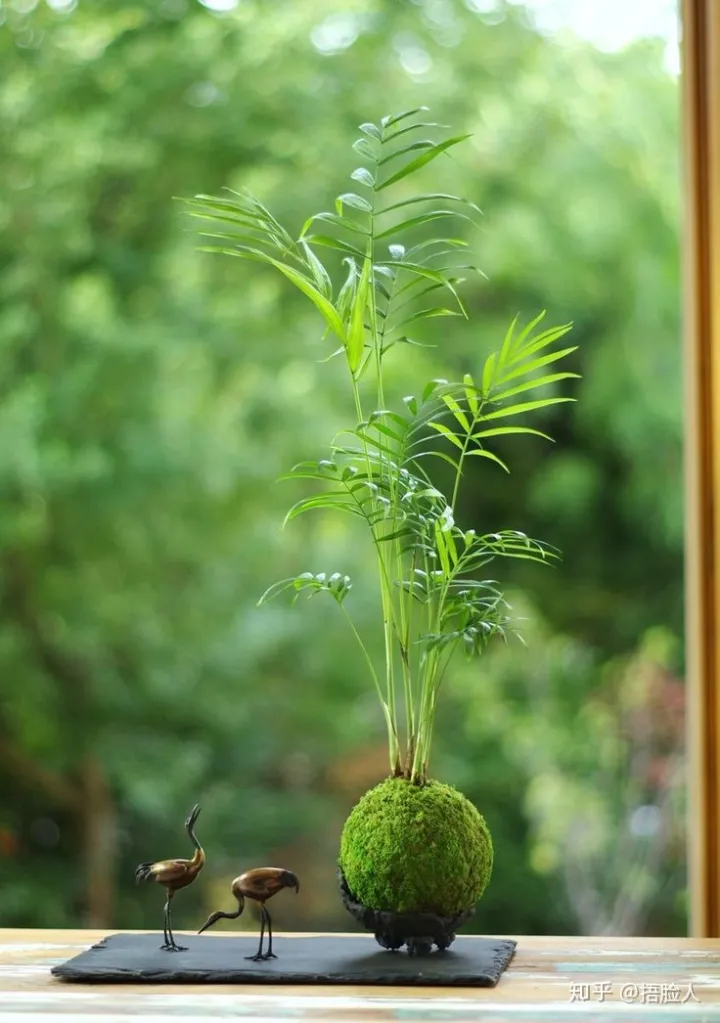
[198, 910, 223, 935]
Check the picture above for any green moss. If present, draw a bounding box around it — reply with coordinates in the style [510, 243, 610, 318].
[339, 778, 493, 915]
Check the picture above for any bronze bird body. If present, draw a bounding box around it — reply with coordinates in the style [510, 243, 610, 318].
[198, 867, 299, 961]
[135, 804, 204, 952]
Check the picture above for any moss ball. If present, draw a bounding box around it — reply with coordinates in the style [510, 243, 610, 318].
[339, 778, 493, 916]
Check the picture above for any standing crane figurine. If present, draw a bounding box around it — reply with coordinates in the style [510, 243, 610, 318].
[197, 868, 299, 962]
[135, 803, 205, 952]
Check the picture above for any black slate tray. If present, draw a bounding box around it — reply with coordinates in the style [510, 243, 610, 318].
[51, 932, 516, 987]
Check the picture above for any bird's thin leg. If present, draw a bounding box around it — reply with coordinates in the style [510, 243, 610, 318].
[262, 906, 277, 960]
[160, 894, 173, 950]
[166, 892, 187, 953]
[161, 903, 170, 950]
[245, 905, 266, 962]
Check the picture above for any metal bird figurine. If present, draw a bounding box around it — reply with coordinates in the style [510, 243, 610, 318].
[198, 867, 299, 961]
[135, 803, 205, 952]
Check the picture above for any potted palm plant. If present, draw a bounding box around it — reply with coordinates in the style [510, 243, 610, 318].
[188, 109, 577, 955]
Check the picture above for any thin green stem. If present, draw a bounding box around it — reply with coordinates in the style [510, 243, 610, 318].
[393, 546, 412, 772]
[450, 431, 471, 512]
[422, 642, 458, 775]
[411, 647, 439, 783]
[368, 148, 405, 773]
[402, 550, 418, 768]
[383, 592, 400, 771]
[351, 380, 365, 435]
[369, 147, 384, 411]
[409, 545, 438, 783]
[351, 374, 400, 771]
[340, 605, 382, 700]
[340, 605, 396, 771]
[450, 392, 494, 512]
[410, 536, 459, 783]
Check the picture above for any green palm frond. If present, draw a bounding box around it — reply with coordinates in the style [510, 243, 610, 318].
[190, 111, 578, 783]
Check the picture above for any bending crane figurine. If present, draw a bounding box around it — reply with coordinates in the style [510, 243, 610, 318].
[135, 803, 205, 952]
[198, 868, 300, 961]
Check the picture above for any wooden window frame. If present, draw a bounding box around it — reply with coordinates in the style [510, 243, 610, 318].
[683, 0, 720, 937]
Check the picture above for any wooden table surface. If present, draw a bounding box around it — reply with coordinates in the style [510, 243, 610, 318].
[3, 930, 720, 1022]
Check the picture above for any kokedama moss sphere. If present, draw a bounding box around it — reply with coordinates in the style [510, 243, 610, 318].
[339, 778, 493, 916]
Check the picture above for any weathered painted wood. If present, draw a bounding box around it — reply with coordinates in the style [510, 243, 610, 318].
[1, 930, 720, 1020]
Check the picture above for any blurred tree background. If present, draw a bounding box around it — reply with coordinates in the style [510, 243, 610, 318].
[0, 0, 683, 936]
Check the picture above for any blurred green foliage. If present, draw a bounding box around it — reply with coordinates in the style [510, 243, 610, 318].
[0, 0, 682, 936]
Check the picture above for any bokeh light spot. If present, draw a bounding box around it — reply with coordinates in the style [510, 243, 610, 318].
[198, 0, 239, 12]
